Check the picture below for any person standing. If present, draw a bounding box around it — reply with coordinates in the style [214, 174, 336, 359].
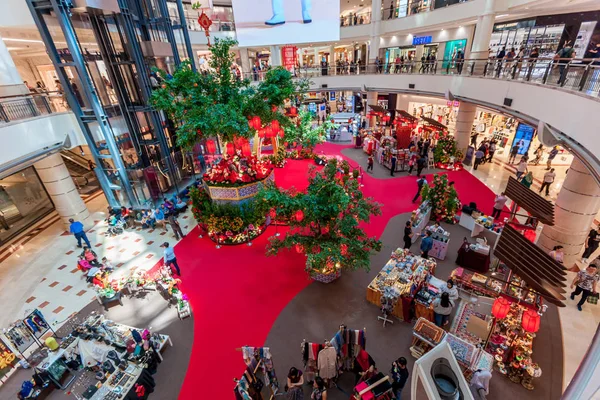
[69, 218, 90, 248]
[420, 230, 433, 259]
[413, 176, 427, 203]
[432, 292, 454, 327]
[539, 168, 556, 196]
[167, 213, 185, 240]
[161, 242, 181, 276]
[556, 43, 575, 85]
[367, 154, 374, 172]
[416, 155, 427, 177]
[515, 159, 528, 180]
[473, 149, 484, 170]
[390, 357, 409, 399]
[403, 221, 413, 249]
[390, 154, 397, 176]
[520, 171, 534, 189]
[470, 369, 492, 400]
[487, 140, 497, 162]
[546, 146, 559, 170]
[508, 144, 519, 164]
[582, 226, 600, 262]
[570, 264, 598, 311]
[491, 192, 507, 220]
[549, 245, 564, 264]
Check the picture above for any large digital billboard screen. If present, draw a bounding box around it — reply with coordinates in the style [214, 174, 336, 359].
[231, 0, 340, 47]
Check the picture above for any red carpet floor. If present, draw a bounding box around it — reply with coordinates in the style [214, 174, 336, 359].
[176, 143, 500, 399]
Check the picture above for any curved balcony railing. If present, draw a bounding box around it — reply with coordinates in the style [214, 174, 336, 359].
[244, 58, 600, 97]
[0, 91, 66, 124]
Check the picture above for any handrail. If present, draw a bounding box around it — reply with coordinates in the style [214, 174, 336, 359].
[61, 150, 93, 171]
[244, 57, 600, 98]
[0, 91, 63, 123]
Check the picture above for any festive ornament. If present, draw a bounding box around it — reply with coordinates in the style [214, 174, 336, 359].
[521, 309, 540, 333]
[295, 244, 304, 253]
[264, 125, 273, 138]
[271, 120, 280, 131]
[225, 142, 235, 156]
[258, 128, 266, 138]
[289, 107, 298, 116]
[295, 210, 304, 222]
[252, 116, 262, 130]
[341, 244, 348, 256]
[206, 140, 216, 154]
[272, 105, 278, 112]
[491, 297, 511, 319]
[312, 245, 321, 254]
[242, 142, 252, 157]
[269, 209, 277, 219]
[278, 128, 284, 138]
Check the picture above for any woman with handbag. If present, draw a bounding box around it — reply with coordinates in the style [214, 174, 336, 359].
[571, 264, 598, 311]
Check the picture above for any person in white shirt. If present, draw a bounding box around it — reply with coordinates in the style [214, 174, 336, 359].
[515, 159, 528, 181]
[539, 168, 556, 196]
[441, 279, 459, 302]
[492, 192, 507, 220]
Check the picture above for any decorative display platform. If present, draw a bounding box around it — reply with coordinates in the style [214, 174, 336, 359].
[204, 171, 275, 204]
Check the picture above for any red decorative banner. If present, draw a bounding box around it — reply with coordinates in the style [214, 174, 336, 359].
[281, 45, 297, 73]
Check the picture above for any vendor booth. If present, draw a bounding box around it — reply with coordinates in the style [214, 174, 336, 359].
[328, 112, 360, 142]
[393, 110, 418, 149]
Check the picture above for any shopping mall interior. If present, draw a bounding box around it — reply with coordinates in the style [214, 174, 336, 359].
[0, 0, 599, 399]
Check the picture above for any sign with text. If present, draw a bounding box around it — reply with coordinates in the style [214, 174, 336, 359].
[412, 35, 433, 45]
[281, 45, 298, 72]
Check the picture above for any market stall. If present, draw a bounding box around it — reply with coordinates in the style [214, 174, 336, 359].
[366, 248, 437, 322]
[424, 223, 450, 260]
[459, 211, 504, 249]
[393, 110, 418, 149]
[410, 201, 432, 240]
[235, 346, 279, 399]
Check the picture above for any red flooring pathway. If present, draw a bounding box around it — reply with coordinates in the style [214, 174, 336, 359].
[176, 143, 499, 399]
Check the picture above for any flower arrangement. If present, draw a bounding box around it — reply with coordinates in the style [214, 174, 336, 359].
[268, 146, 287, 168]
[420, 174, 461, 223]
[433, 136, 463, 165]
[203, 155, 273, 187]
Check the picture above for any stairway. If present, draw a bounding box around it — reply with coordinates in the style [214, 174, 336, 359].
[60, 151, 100, 195]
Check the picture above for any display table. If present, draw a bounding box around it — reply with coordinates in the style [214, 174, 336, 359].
[411, 202, 432, 242]
[366, 248, 436, 322]
[425, 225, 450, 260]
[459, 213, 476, 231]
[459, 213, 502, 249]
[456, 245, 490, 273]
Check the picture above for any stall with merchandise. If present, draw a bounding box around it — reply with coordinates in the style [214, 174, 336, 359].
[458, 211, 504, 249]
[424, 223, 450, 260]
[375, 136, 410, 172]
[393, 110, 418, 149]
[366, 249, 437, 322]
[235, 346, 279, 399]
[410, 201, 432, 239]
[470, 110, 518, 153]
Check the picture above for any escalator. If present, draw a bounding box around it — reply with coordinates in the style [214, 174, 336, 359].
[60, 150, 101, 196]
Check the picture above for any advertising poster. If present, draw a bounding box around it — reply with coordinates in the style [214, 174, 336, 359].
[231, 0, 340, 47]
[511, 123, 536, 155]
[281, 45, 297, 72]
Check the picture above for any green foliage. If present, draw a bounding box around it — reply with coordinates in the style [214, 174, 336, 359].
[421, 174, 460, 223]
[433, 136, 464, 164]
[150, 38, 300, 148]
[258, 159, 382, 275]
[283, 110, 336, 151]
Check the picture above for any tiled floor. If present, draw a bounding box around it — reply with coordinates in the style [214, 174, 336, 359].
[0, 161, 598, 393]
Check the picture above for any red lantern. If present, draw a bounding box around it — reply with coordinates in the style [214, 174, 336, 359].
[206, 139, 216, 154]
[295, 210, 304, 222]
[418, 127, 423, 133]
[271, 120, 280, 131]
[278, 128, 284, 138]
[521, 309, 540, 333]
[491, 297, 511, 320]
[269, 208, 277, 219]
[225, 142, 235, 156]
[241, 142, 251, 157]
[251, 116, 262, 130]
[295, 244, 304, 253]
[290, 107, 298, 116]
[264, 125, 273, 138]
[340, 244, 348, 256]
[258, 129, 266, 138]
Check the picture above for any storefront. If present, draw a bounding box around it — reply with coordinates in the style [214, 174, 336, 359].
[490, 11, 600, 58]
[409, 100, 459, 134]
[0, 167, 54, 245]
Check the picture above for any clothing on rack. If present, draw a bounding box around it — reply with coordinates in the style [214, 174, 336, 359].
[317, 346, 337, 379]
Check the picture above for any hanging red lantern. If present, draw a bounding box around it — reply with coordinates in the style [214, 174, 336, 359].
[491, 297, 511, 320]
[225, 142, 235, 156]
[295, 244, 304, 253]
[521, 309, 540, 333]
[271, 120, 280, 131]
[241, 142, 252, 157]
[205, 139, 216, 154]
[252, 116, 262, 130]
[418, 127, 423, 133]
[278, 128, 284, 138]
[258, 129, 265, 138]
[295, 210, 304, 222]
[264, 125, 273, 138]
[290, 106, 298, 116]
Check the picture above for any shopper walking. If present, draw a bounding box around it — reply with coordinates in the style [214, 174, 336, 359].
[403, 221, 413, 249]
[473, 149, 484, 170]
[582, 226, 600, 262]
[487, 140, 497, 162]
[556, 43, 575, 86]
[167, 213, 185, 240]
[69, 218, 91, 248]
[539, 168, 556, 196]
[531, 144, 544, 165]
[546, 146, 559, 170]
[491, 192, 507, 220]
[413, 176, 427, 203]
[470, 369, 492, 400]
[549, 245, 564, 264]
[520, 171, 534, 189]
[390, 154, 397, 176]
[508, 144, 519, 164]
[570, 264, 598, 311]
[515, 159, 528, 181]
[416, 155, 427, 177]
[420, 231, 433, 259]
[286, 367, 304, 400]
[367, 154, 374, 172]
[391, 357, 409, 399]
[432, 292, 454, 327]
[161, 242, 181, 276]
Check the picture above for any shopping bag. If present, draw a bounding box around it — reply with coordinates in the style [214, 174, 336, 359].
[587, 292, 599, 305]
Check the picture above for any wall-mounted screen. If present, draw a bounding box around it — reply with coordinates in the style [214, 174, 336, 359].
[231, 0, 340, 47]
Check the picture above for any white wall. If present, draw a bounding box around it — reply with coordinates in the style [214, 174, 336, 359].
[0, 0, 34, 27]
[307, 73, 600, 164]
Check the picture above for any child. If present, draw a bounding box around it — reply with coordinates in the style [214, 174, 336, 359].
[77, 255, 93, 271]
[101, 257, 115, 272]
[82, 247, 99, 266]
[367, 154, 374, 172]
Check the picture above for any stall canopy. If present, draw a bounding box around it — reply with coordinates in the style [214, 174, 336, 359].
[396, 110, 418, 121]
[494, 224, 567, 307]
[420, 116, 447, 130]
[368, 104, 387, 113]
[504, 176, 555, 226]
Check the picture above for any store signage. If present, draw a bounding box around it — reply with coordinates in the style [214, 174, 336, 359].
[412, 36, 433, 45]
[493, 19, 535, 32]
[281, 45, 297, 73]
[447, 100, 460, 107]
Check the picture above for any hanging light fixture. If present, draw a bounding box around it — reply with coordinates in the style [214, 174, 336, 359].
[491, 297, 511, 320]
[521, 309, 540, 333]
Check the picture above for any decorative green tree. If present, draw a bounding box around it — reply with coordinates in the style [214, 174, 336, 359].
[433, 136, 463, 164]
[283, 109, 336, 154]
[150, 38, 298, 149]
[257, 159, 382, 280]
[420, 174, 461, 223]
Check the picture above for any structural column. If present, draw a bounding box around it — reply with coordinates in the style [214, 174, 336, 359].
[470, 0, 496, 70]
[455, 102, 477, 153]
[270, 45, 281, 66]
[366, 92, 378, 127]
[239, 47, 251, 75]
[538, 158, 600, 266]
[34, 154, 90, 228]
[329, 45, 335, 65]
[0, 33, 28, 96]
[368, 0, 382, 64]
[396, 94, 410, 112]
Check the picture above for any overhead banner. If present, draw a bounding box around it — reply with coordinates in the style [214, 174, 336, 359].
[281, 45, 297, 72]
[231, 0, 340, 47]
